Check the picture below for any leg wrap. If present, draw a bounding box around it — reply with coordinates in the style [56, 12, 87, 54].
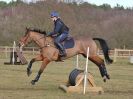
[34, 71, 41, 82]
[28, 59, 35, 69]
[99, 65, 107, 77]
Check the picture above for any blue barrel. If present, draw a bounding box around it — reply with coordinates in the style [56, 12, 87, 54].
[69, 69, 83, 86]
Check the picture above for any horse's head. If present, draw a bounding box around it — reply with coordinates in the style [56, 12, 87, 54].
[19, 27, 32, 48]
[19, 27, 47, 48]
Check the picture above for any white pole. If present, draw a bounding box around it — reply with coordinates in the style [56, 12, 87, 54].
[114, 48, 117, 62]
[83, 47, 89, 94]
[76, 55, 79, 69]
[12, 41, 16, 65]
[20, 46, 22, 52]
[5, 46, 8, 58]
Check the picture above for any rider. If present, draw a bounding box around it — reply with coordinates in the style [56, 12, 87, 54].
[47, 11, 69, 57]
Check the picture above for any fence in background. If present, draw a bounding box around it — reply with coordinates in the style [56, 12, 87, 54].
[0, 46, 40, 58]
[113, 48, 133, 62]
[0, 46, 133, 62]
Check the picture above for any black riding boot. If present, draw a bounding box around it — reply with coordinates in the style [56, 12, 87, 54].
[57, 43, 66, 57]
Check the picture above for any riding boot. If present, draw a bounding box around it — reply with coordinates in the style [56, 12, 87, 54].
[57, 43, 66, 57]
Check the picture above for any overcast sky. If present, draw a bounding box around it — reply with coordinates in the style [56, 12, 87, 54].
[0, 0, 133, 8]
[85, 0, 133, 8]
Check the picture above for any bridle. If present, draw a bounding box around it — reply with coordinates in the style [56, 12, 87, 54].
[33, 35, 55, 49]
[20, 30, 55, 49]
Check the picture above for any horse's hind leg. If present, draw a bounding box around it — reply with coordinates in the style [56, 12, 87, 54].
[27, 54, 43, 76]
[88, 55, 110, 82]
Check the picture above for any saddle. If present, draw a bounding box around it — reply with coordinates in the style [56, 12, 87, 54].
[62, 36, 75, 49]
[55, 36, 75, 61]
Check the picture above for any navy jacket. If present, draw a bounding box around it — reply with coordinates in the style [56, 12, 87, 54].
[50, 18, 69, 36]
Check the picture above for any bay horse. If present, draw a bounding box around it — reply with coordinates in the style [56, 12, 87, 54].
[19, 28, 113, 85]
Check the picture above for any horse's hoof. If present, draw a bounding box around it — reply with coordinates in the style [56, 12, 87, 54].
[103, 76, 106, 82]
[31, 80, 36, 85]
[27, 71, 32, 77]
[106, 74, 110, 79]
[103, 78, 106, 82]
[27, 69, 32, 77]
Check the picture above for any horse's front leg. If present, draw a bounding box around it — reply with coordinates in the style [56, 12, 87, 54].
[31, 57, 50, 85]
[27, 54, 43, 76]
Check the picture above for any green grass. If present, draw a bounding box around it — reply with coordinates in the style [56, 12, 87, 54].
[0, 56, 133, 99]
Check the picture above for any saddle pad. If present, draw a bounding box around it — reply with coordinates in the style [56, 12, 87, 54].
[63, 37, 74, 49]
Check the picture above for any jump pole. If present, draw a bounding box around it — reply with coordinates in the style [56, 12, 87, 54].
[12, 41, 16, 65]
[83, 47, 89, 94]
[76, 55, 79, 69]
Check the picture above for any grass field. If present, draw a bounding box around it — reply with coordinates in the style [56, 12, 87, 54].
[0, 54, 133, 99]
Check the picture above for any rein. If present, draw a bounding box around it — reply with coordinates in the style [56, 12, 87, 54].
[21, 28, 56, 49]
[35, 36, 45, 43]
[34, 35, 55, 49]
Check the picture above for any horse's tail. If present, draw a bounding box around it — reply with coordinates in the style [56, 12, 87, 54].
[93, 38, 113, 64]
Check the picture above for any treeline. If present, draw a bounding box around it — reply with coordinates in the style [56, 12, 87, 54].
[0, 0, 133, 49]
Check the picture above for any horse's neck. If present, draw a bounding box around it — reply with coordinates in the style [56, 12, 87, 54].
[46, 37, 54, 44]
[32, 33, 45, 47]
[32, 33, 54, 48]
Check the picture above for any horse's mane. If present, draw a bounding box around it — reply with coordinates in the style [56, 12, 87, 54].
[27, 27, 47, 35]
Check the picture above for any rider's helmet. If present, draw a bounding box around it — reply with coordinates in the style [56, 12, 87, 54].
[50, 11, 59, 18]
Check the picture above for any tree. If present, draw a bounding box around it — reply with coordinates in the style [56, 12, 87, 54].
[114, 4, 124, 10]
[99, 4, 111, 10]
[0, 1, 7, 8]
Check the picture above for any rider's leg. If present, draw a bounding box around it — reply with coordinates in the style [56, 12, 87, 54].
[54, 33, 68, 56]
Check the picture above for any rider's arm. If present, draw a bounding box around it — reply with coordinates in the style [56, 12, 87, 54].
[49, 21, 62, 35]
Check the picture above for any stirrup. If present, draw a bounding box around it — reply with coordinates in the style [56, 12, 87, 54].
[59, 53, 66, 57]
[59, 51, 66, 57]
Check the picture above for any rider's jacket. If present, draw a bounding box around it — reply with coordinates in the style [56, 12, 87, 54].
[50, 18, 69, 36]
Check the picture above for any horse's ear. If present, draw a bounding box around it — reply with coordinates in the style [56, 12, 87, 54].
[26, 27, 30, 31]
[26, 27, 28, 31]
[25, 27, 30, 35]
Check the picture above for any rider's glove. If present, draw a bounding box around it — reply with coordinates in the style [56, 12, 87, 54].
[46, 32, 51, 37]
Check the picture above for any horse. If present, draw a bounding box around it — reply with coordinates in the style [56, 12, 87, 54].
[19, 27, 113, 85]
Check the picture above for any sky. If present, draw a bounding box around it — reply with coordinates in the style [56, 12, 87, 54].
[0, 0, 133, 8]
[85, 0, 133, 8]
